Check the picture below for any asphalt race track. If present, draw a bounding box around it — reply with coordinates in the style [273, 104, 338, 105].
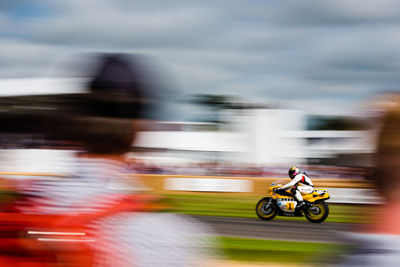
[192, 215, 359, 243]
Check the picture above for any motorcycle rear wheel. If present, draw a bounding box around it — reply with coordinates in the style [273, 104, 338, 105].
[304, 201, 329, 223]
[256, 197, 278, 220]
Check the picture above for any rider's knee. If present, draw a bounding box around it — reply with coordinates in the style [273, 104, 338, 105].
[290, 187, 297, 195]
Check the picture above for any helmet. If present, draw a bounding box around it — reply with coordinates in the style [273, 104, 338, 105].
[288, 166, 300, 179]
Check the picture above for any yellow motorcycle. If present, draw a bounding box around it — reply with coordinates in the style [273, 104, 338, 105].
[256, 181, 330, 223]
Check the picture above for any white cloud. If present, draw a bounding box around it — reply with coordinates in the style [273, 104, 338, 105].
[22, 1, 221, 50]
[0, 39, 68, 77]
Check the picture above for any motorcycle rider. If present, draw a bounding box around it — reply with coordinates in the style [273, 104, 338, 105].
[274, 166, 314, 210]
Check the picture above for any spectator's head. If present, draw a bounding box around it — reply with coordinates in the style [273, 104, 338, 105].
[374, 96, 400, 201]
[67, 53, 156, 155]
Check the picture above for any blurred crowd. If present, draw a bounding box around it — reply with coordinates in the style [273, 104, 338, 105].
[128, 160, 371, 179]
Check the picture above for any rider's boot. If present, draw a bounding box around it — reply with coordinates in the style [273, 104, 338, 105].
[293, 190, 307, 211]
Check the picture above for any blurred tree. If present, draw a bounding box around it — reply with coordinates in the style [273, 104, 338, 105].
[308, 115, 369, 131]
[190, 94, 258, 123]
[190, 94, 235, 124]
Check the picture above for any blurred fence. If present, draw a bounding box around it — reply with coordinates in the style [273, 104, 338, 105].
[137, 174, 382, 204]
[0, 173, 382, 204]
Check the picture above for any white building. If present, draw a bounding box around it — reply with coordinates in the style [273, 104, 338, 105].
[133, 109, 374, 166]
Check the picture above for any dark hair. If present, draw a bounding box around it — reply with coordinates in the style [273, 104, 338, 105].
[86, 54, 148, 119]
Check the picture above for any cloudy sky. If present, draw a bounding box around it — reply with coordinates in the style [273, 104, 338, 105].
[1, 0, 400, 118]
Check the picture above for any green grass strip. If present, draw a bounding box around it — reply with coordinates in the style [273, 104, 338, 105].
[218, 236, 351, 264]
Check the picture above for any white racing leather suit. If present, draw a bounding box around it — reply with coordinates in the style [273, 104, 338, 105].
[279, 173, 314, 202]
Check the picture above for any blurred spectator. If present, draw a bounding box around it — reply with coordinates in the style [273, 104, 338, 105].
[336, 95, 400, 266]
[0, 54, 215, 266]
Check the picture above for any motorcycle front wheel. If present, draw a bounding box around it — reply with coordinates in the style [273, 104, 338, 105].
[255, 197, 278, 220]
[304, 201, 329, 223]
